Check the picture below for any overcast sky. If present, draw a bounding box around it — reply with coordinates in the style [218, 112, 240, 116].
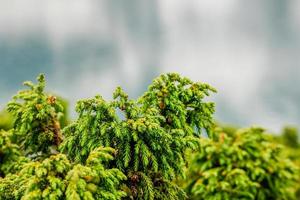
[0, 0, 300, 132]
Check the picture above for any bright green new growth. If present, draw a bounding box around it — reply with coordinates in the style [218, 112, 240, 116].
[60, 73, 216, 199]
[7, 74, 64, 155]
[185, 127, 299, 200]
[0, 147, 126, 200]
[66, 147, 127, 200]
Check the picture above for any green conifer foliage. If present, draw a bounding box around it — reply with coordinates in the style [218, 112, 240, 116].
[60, 73, 216, 199]
[7, 74, 64, 155]
[140, 73, 216, 136]
[0, 147, 126, 200]
[0, 130, 28, 177]
[185, 127, 299, 200]
[65, 147, 126, 200]
[0, 74, 127, 200]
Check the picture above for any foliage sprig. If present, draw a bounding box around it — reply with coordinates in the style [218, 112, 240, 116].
[7, 74, 63, 155]
[0, 147, 126, 200]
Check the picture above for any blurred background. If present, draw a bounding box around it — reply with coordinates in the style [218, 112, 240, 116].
[0, 0, 299, 132]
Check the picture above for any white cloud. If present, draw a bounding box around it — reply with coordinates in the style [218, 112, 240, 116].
[0, 0, 299, 131]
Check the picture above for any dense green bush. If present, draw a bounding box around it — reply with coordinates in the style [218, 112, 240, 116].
[184, 127, 299, 200]
[0, 73, 299, 200]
